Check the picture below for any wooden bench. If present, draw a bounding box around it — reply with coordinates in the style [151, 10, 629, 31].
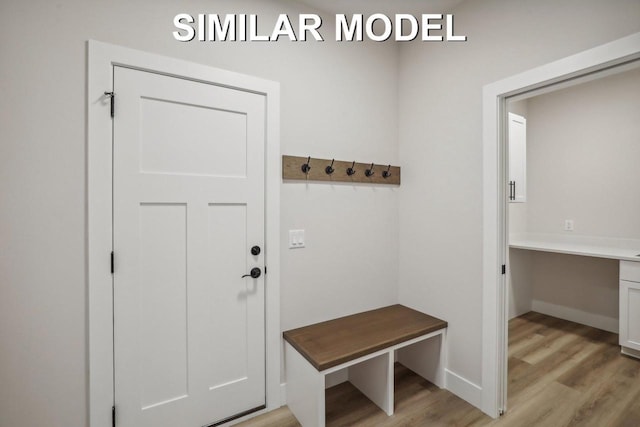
[283, 305, 448, 426]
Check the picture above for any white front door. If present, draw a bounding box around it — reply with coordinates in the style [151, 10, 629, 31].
[112, 66, 266, 427]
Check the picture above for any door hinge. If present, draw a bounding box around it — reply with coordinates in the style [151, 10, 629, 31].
[112, 405, 116, 427]
[104, 91, 115, 118]
[111, 251, 114, 274]
[502, 264, 506, 275]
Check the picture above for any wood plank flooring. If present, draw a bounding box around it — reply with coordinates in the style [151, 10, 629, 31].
[237, 312, 640, 426]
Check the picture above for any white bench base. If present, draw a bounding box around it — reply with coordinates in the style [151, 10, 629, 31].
[285, 329, 447, 427]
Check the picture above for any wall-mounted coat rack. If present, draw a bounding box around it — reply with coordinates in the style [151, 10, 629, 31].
[282, 155, 401, 185]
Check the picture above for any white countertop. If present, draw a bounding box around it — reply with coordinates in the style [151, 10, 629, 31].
[509, 232, 640, 262]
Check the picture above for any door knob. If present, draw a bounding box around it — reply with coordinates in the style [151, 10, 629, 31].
[251, 246, 261, 256]
[242, 267, 262, 279]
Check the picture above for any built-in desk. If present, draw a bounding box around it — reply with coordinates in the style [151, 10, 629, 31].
[509, 233, 640, 359]
[510, 233, 640, 262]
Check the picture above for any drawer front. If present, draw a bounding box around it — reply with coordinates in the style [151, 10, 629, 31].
[621, 260, 640, 282]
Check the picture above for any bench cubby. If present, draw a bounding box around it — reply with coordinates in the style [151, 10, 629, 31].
[283, 305, 447, 426]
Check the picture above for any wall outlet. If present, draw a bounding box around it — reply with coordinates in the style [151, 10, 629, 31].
[288, 229, 305, 248]
[564, 219, 574, 231]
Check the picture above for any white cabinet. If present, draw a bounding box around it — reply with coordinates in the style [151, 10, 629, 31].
[508, 113, 527, 203]
[620, 260, 640, 358]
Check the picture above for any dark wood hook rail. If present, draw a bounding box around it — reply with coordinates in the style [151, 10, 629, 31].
[282, 155, 401, 185]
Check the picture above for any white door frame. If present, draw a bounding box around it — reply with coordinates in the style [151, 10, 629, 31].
[481, 32, 640, 418]
[87, 40, 281, 427]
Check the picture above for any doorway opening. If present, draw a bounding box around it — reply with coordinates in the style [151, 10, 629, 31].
[481, 32, 640, 418]
[504, 62, 640, 421]
[506, 61, 640, 425]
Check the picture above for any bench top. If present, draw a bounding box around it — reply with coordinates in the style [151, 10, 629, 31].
[283, 304, 447, 371]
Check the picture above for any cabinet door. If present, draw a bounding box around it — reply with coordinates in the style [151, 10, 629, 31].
[508, 113, 526, 203]
[620, 279, 640, 351]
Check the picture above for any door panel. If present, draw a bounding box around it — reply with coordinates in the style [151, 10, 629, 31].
[207, 203, 249, 389]
[139, 97, 248, 177]
[113, 66, 266, 427]
[139, 203, 189, 410]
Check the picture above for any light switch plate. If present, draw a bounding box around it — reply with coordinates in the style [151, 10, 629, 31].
[289, 229, 305, 249]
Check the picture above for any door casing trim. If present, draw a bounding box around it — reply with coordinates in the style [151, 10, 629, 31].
[87, 40, 281, 427]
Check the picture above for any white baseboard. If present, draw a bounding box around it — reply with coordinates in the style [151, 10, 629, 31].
[532, 300, 618, 333]
[280, 382, 287, 407]
[444, 369, 482, 409]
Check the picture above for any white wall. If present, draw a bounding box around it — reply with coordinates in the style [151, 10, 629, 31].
[397, 0, 640, 387]
[507, 249, 533, 319]
[0, 1, 399, 425]
[530, 252, 620, 332]
[525, 67, 640, 238]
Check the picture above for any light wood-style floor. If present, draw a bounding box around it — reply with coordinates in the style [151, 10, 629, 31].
[238, 312, 640, 426]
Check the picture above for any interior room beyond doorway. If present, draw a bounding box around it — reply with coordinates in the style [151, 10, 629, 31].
[505, 63, 640, 417]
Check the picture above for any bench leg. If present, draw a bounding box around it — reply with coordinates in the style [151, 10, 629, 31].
[348, 352, 394, 416]
[396, 331, 446, 388]
[285, 342, 325, 426]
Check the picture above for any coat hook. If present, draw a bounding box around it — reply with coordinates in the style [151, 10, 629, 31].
[301, 156, 311, 174]
[346, 161, 357, 176]
[325, 159, 335, 175]
[382, 165, 392, 179]
[365, 163, 375, 177]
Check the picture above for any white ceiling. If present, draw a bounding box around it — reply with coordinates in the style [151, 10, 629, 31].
[295, 0, 466, 17]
